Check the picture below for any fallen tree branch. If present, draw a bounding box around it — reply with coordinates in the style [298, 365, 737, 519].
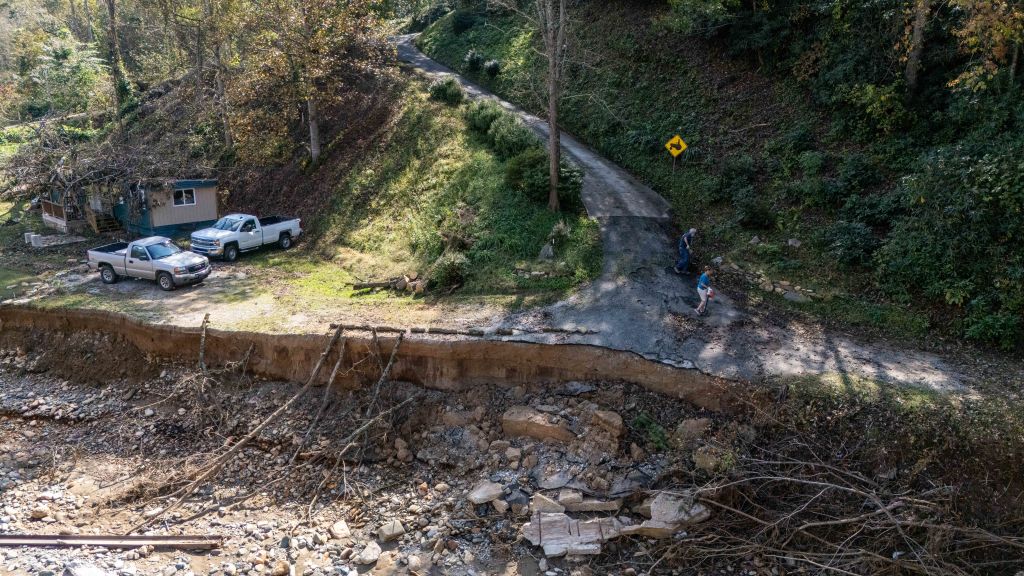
[290, 337, 348, 465]
[127, 325, 345, 533]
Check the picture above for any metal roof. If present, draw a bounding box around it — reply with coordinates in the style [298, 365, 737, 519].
[172, 179, 218, 189]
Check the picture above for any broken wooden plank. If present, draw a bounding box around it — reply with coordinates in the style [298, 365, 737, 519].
[0, 534, 222, 549]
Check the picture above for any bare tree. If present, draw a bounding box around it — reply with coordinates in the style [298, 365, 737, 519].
[492, 0, 570, 211]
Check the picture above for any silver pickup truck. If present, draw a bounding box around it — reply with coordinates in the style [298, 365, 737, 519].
[87, 237, 212, 291]
[189, 213, 302, 261]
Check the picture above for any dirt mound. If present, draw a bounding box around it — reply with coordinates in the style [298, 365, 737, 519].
[224, 75, 404, 232]
[0, 327, 155, 384]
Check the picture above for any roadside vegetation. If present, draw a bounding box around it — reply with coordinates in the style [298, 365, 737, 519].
[416, 2, 1024, 350]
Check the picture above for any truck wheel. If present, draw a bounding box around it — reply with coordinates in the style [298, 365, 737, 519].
[224, 244, 239, 262]
[278, 233, 293, 250]
[157, 272, 175, 291]
[100, 265, 119, 284]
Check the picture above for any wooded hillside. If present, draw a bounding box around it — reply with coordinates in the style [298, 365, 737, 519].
[417, 0, 1024, 349]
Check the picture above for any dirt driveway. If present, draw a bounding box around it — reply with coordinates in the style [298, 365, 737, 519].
[36, 258, 507, 334]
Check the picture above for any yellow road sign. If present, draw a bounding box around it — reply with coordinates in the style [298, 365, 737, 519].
[665, 135, 687, 157]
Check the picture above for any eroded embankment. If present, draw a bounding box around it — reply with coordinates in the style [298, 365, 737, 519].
[0, 305, 748, 412]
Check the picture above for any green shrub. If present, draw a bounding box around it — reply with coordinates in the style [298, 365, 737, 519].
[798, 150, 826, 176]
[0, 125, 33, 145]
[452, 10, 478, 34]
[838, 192, 904, 228]
[58, 125, 96, 143]
[483, 59, 501, 78]
[429, 251, 469, 287]
[717, 154, 757, 202]
[876, 142, 1024, 349]
[822, 221, 878, 267]
[732, 186, 775, 230]
[836, 152, 881, 193]
[464, 48, 484, 72]
[408, 1, 452, 33]
[631, 412, 669, 451]
[505, 147, 585, 211]
[487, 113, 537, 159]
[465, 100, 503, 134]
[428, 77, 464, 106]
[965, 305, 1021, 352]
[785, 177, 827, 206]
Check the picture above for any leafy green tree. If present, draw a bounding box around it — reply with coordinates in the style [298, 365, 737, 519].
[23, 30, 107, 116]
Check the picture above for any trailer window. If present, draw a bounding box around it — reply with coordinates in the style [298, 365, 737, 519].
[173, 189, 196, 206]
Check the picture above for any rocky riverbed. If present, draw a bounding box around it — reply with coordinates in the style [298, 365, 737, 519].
[0, 336, 744, 576]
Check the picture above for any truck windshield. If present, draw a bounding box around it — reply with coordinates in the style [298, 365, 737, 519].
[146, 241, 183, 260]
[212, 217, 242, 231]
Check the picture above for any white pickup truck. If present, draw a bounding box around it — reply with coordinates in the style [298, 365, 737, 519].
[87, 237, 212, 291]
[189, 213, 302, 261]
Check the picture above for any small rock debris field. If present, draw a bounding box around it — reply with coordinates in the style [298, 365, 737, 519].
[0, 329, 734, 576]
[1, 328, 1021, 576]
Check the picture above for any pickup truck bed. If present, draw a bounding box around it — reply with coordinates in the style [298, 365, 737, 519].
[91, 242, 129, 256]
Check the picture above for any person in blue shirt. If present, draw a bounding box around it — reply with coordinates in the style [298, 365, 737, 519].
[695, 266, 714, 316]
[674, 228, 697, 274]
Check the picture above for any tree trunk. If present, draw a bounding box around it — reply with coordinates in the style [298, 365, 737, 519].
[214, 44, 233, 150]
[547, 53, 561, 212]
[195, 23, 205, 104]
[1010, 42, 1020, 94]
[104, 0, 129, 116]
[543, 0, 564, 212]
[308, 97, 321, 163]
[905, 0, 929, 92]
[69, 0, 82, 41]
[83, 0, 94, 42]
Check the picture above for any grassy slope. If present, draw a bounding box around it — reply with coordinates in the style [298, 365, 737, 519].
[304, 76, 601, 297]
[417, 5, 932, 342]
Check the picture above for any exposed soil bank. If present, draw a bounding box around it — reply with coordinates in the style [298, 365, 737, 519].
[0, 305, 747, 412]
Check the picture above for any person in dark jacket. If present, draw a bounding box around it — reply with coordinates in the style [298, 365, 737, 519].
[674, 228, 696, 274]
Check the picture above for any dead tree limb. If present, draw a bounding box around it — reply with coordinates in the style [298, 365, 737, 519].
[306, 393, 420, 520]
[366, 332, 403, 418]
[127, 325, 345, 533]
[290, 337, 348, 465]
[198, 313, 210, 374]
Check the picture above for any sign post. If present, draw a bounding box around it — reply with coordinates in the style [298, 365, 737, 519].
[665, 135, 687, 173]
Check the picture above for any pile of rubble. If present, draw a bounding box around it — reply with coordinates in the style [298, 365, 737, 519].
[0, 338, 736, 576]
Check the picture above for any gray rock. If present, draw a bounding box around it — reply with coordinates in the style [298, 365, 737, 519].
[329, 519, 351, 540]
[787, 238, 802, 248]
[354, 541, 381, 565]
[783, 291, 810, 304]
[467, 480, 503, 504]
[538, 241, 554, 261]
[378, 519, 405, 542]
[62, 562, 108, 576]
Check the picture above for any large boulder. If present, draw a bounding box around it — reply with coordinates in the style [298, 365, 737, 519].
[502, 406, 575, 443]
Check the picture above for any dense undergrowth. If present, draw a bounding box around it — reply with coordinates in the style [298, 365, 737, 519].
[416, 2, 1024, 350]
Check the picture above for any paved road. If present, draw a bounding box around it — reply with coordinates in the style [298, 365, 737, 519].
[396, 35, 671, 220]
[397, 35, 972, 393]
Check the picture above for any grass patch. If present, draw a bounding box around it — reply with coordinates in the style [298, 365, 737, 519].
[0, 266, 35, 300]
